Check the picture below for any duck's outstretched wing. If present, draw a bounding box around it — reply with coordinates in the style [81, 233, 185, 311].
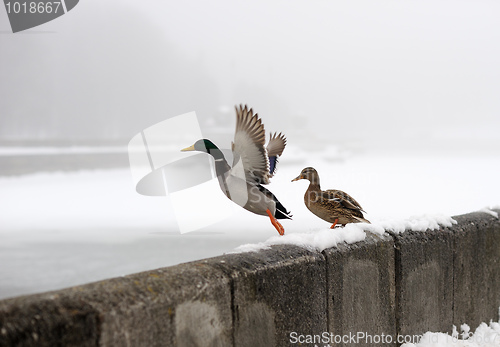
[231, 105, 271, 184]
[266, 132, 286, 177]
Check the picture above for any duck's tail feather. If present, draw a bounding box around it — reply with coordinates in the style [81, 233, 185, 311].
[354, 216, 370, 224]
[275, 200, 292, 220]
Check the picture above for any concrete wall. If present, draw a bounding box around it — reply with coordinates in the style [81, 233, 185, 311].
[0, 210, 499, 347]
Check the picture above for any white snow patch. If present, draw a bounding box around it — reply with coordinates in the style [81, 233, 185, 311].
[478, 207, 499, 219]
[378, 214, 457, 234]
[234, 223, 371, 253]
[461, 323, 471, 336]
[233, 215, 455, 254]
[401, 317, 500, 347]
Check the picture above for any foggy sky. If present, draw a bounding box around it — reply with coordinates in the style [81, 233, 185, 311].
[1, 0, 499, 146]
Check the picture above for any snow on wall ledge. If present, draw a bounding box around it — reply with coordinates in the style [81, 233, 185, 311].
[0, 210, 499, 347]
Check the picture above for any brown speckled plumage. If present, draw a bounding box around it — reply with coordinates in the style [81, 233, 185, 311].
[292, 167, 370, 228]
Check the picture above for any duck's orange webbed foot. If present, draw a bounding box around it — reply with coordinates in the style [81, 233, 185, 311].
[266, 209, 285, 236]
[330, 218, 339, 229]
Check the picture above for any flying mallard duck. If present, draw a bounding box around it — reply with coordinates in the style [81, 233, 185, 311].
[181, 105, 292, 235]
[291, 167, 369, 228]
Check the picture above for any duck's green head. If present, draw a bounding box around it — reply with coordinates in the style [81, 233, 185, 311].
[181, 139, 218, 153]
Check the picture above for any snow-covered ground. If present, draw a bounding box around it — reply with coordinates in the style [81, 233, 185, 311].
[0, 142, 499, 299]
[402, 319, 500, 347]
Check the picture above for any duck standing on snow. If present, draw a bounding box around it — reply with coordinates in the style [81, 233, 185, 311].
[181, 105, 292, 235]
[291, 167, 369, 228]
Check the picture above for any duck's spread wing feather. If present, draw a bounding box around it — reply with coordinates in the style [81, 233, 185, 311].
[266, 132, 286, 177]
[266, 132, 286, 157]
[321, 189, 365, 212]
[231, 105, 270, 184]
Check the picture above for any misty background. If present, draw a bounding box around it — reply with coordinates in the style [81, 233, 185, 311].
[1, 0, 499, 150]
[1, 1, 499, 299]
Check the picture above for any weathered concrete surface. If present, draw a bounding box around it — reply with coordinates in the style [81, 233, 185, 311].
[391, 226, 455, 337]
[0, 295, 99, 347]
[206, 245, 327, 347]
[324, 232, 396, 347]
[390, 209, 500, 338]
[450, 210, 500, 329]
[0, 263, 233, 347]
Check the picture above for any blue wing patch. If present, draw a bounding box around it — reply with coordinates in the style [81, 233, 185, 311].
[269, 156, 278, 175]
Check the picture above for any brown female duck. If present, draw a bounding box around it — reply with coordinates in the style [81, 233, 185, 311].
[292, 167, 369, 228]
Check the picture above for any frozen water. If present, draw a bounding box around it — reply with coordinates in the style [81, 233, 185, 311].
[0, 146, 125, 156]
[0, 142, 499, 299]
